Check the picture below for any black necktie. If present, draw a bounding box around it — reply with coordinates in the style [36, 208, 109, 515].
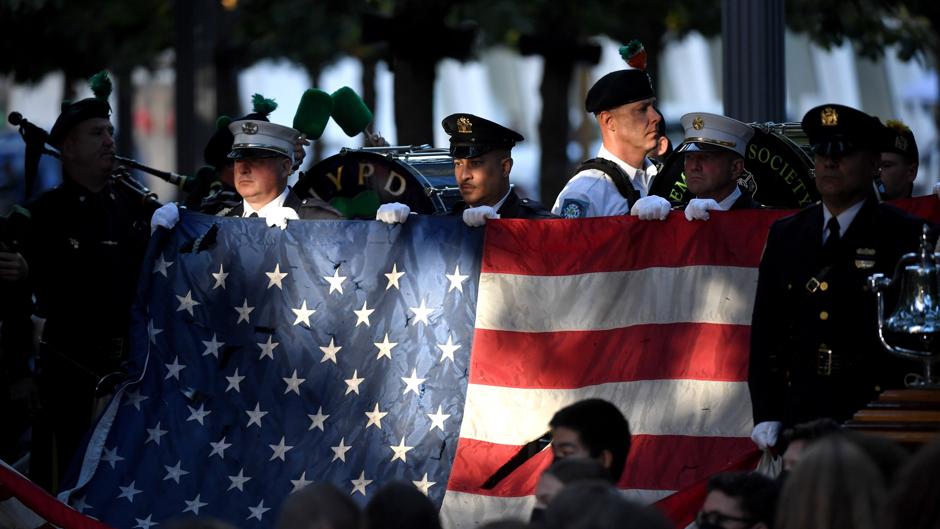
[248, 212, 259, 218]
[822, 216, 840, 257]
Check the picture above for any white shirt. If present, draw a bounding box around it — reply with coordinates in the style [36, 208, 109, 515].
[551, 145, 658, 218]
[242, 186, 290, 218]
[822, 199, 865, 243]
[716, 187, 742, 211]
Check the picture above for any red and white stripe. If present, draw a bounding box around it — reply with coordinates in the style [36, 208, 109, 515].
[0, 459, 114, 529]
[443, 210, 788, 528]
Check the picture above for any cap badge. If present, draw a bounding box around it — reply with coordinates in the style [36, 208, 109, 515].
[821, 107, 839, 127]
[456, 116, 472, 134]
[896, 136, 908, 151]
[692, 116, 705, 130]
[241, 122, 259, 134]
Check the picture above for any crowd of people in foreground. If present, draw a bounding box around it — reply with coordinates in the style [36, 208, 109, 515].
[149, 399, 940, 529]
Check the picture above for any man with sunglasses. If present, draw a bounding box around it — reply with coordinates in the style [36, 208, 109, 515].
[376, 113, 555, 226]
[697, 472, 778, 529]
[748, 104, 925, 452]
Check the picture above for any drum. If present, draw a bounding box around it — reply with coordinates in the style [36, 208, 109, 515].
[649, 122, 819, 209]
[295, 147, 461, 218]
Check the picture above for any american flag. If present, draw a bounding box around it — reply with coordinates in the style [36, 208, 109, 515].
[59, 213, 484, 529]
[46, 197, 940, 529]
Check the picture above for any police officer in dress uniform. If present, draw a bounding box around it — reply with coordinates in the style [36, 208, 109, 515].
[375, 113, 554, 226]
[151, 119, 341, 231]
[551, 69, 672, 220]
[675, 112, 763, 221]
[25, 87, 156, 491]
[748, 104, 925, 451]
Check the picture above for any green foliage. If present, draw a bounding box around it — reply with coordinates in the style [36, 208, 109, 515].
[0, 0, 172, 82]
[787, 0, 938, 62]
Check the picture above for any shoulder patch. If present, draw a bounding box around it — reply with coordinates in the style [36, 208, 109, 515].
[560, 198, 589, 219]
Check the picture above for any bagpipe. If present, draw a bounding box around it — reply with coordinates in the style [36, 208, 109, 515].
[7, 111, 171, 208]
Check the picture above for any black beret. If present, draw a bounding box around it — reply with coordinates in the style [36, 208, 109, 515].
[203, 111, 271, 169]
[442, 113, 524, 159]
[882, 120, 919, 162]
[801, 104, 889, 157]
[48, 97, 111, 149]
[585, 69, 655, 114]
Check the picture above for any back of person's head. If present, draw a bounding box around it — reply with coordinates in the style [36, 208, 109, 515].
[783, 418, 842, 445]
[542, 481, 673, 529]
[547, 457, 612, 484]
[276, 483, 361, 529]
[775, 436, 885, 529]
[885, 438, 940, 529]
[549, 399, 631, 481]
[780, 418, 842, 471]
[479, 520, 531, 529]
[705, 472, 779, 529]
[159, 518, 238, 529]
[364, 481, 441, 529]
[844, 431, 909, 486]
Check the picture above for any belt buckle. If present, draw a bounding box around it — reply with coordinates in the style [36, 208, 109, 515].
[817, 345, 833, 376]
[108, 338, 124, 360]
[805, 277, 821, 293]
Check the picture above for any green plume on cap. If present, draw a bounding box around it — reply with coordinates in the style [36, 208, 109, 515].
[251, 93, 278, 117]
[89, 71, 112, 100]
[293, 88, 333, 140]
[331, 87, 374, 137]
[885, 119, 911, 133]
[216, 115, 232, 129]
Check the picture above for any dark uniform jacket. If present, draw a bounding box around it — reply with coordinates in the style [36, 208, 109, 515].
[748, 197, 924, 427]
[26, 177, 154, 359]
[25, 176, 156, 489]
[226, 187, 344, 220]
[452, 189, 556, 219]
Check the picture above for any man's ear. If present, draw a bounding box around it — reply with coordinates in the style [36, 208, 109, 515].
[907, 162, 919, 183]
[730, 157, 746, 179]
[598, 111, 614, 132]
[599, 449, 614, 470]
[502, 157, 514, 178]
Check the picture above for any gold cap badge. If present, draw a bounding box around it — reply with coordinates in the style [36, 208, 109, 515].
[821, 107, 838, 127]
[241, 122, 259, 134]
[456, 116, 472, 134]
[692, 116, 705, 130]
[895, 135, 908, 151]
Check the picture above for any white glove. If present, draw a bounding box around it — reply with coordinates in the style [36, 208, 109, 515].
[376, 202, 411, 224]
[630, 196, 671, 220]
[684, 198, 722, 221]
[150, 202, 180, 233]
[751, 421, 782, 450]
[463, 205, 500, 227]
[264, 206, 299, 230]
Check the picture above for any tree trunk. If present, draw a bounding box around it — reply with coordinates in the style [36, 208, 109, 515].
[303, 63, 323, 166]
[538, 55, 574, 206]
[393, 57, 436, 146]
[361, 55, 377, 146]
[115, 67, 134, 159]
